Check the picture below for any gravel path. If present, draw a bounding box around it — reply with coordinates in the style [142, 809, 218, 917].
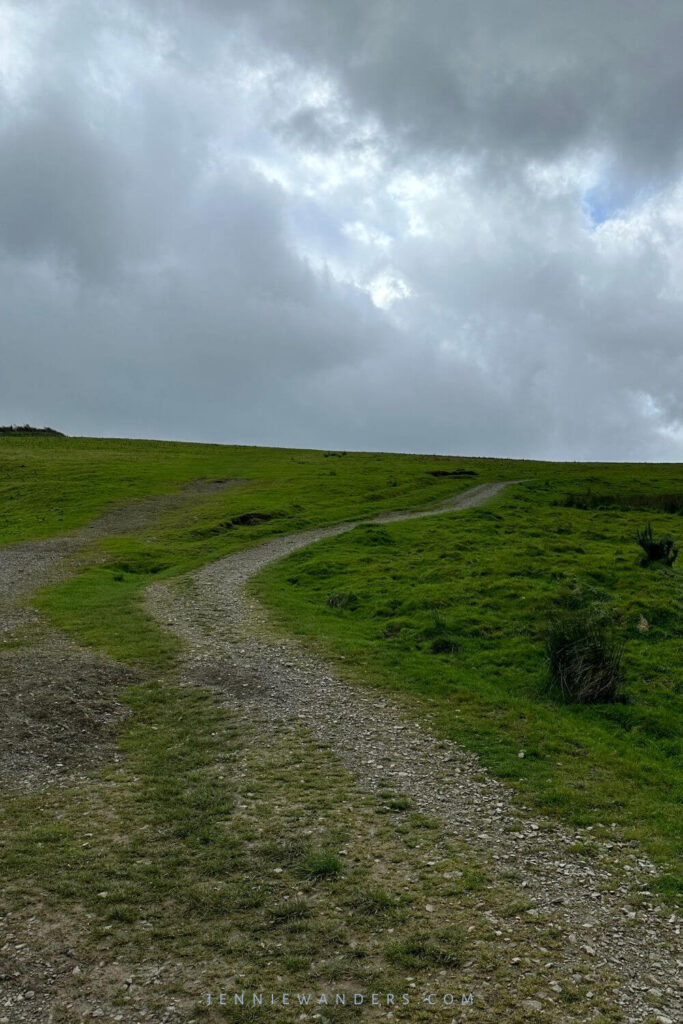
[0, 479, 243, 787]
[147, 482, 682, 1024]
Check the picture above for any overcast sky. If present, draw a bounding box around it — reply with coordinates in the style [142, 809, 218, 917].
[2, 1, 683, 459]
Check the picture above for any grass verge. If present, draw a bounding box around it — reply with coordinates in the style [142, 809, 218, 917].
[4, 436, 516, 668]
[253, 475, 683, 898]
[0, 680, 618, 1022]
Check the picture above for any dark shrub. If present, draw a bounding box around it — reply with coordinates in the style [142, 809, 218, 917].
[636, 523, 678, 566]
[562, 490, 683, 514]
[427, 468, 477, 478]
[544, 611, 625, 704]
[0, 424, 65, 435]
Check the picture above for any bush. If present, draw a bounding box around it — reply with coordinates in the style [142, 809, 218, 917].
[544, 611, 625, 704]
[562, 490, 683, 513]
[0, 424, 64, 435]
[636, 523, 678, 566]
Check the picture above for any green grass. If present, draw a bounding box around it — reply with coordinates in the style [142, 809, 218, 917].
[1, 435, 520, 667]
[253, 470, 683, 896]
[0, 434, 514, 547]
[2, 679, 607, 1021]
[3, 436, 682, 895]
[2, 435, 678, 1015]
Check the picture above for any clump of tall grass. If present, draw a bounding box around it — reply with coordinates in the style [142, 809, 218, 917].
[635, 523, 678, 567]
[562, 490, 683, 513]
[544, 610, 625, 704]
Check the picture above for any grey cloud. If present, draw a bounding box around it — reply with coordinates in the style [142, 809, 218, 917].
[275, 107, 340, 152]
[189, 0, 683, 185]
[1, 0, 682, 460]
[0, 91, 127, 280]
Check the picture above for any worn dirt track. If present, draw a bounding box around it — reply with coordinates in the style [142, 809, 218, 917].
[147, 481, 681, 1024]
[0, 479, 244, 788]
[0, 480, 680, 1022]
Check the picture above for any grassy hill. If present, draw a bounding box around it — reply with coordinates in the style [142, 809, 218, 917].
[1, 434, 680, 897]
[1, 434, 681, 1019]
[255, 475, 683, 895]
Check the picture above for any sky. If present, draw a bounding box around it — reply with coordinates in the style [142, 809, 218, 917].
[2, 0, 683, 460]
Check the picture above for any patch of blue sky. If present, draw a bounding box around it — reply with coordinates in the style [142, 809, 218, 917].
[582, 178, 660, 229]
[581, 183, 624, 227]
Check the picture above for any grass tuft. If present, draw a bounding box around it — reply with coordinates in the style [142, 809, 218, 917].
[385, 929, 463, 968]
[301, 849, 343, 878]
[544, 610, 625, 704]
[636, 523, 678, 567]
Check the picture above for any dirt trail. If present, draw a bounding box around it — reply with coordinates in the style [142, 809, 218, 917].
[0, 478, 246, 611]
[0, 478, 243, 787]
[147, 481, 681, 1024]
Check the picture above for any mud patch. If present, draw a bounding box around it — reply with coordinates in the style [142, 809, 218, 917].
[193, 510, 282, 537]
[74, 477, 247, 540]
[0, 900, 102, 1024]
[0, 480, 248, 791]
[181, 475, 248, 494]
[0, 631, 136, 790]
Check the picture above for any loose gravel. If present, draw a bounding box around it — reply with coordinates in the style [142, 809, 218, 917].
[147, 482, 682, 1024]
[0, 479, 243, 788]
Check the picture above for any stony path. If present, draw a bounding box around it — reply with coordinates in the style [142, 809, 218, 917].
[1, 477, 245, 616]
[0, 479, 243, 787]
[147, 482, 682, 1024]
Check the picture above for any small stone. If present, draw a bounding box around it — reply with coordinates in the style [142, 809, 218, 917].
[518, 751, 525, 758]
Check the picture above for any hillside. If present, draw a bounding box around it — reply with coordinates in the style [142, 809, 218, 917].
[0, 435, 680, 1023]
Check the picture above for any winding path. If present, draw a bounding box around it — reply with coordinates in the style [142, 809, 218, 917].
[147, 481, 681, 1024]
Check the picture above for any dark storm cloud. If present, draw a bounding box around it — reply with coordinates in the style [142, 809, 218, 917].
[191, 0, 683, 181]
[0, 90, 126, 279]
[1, 0, 682, 457]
